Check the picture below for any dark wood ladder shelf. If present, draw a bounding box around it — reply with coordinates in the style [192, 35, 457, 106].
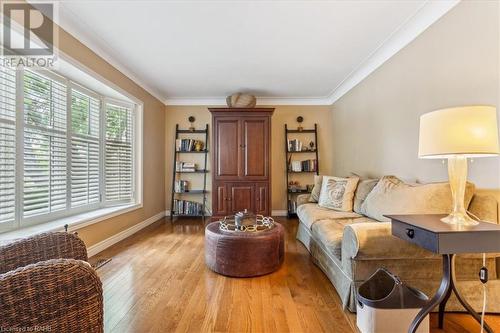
[175, 150, 209, 153]
[287, 150, 317, 153]
[175, 170, 209, 174]
[170, 124, 209, 221]
[285, 124, 319, 218]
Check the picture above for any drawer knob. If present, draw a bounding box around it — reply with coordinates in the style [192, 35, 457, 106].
[406, 228, 415, 239]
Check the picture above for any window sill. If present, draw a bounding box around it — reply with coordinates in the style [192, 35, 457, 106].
[0, 204, 142, 243]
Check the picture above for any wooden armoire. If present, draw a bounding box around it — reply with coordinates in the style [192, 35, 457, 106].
[209, 108, 274, 218]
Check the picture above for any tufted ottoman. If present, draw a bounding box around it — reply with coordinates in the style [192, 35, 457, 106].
[204, 222, 285, 277]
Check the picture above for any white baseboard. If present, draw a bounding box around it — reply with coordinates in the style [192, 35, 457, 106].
[272, 210, 288, 217]
[87, 210, 167, 257]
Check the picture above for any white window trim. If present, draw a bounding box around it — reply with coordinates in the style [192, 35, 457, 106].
[103, 97, 140, 205]
[0, 58, 144, 235]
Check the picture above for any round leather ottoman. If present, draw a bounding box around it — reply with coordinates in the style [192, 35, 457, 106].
[205, 222, 284, 277]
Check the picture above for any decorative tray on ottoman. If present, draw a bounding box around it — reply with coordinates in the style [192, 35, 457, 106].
[219, 209, 275, 232]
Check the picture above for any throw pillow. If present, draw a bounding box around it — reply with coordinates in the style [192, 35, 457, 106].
[353, 178, 379, 214]
[309, 175, 323, 202]
[361, 176, 476, 222]
[318, 176, 360, 212]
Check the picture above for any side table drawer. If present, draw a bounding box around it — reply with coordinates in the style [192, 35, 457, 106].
[392, 220, 439, 253]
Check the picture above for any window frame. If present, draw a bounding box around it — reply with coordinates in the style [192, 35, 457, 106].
[0, 66, 143, 233]
[68, 82, 101, 210]
[21, 69, 70, 226]
[0, 66, 18, 232]
[103, 97, 137, 207]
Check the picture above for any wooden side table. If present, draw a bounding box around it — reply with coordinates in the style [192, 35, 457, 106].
[387, 214, 500, 333]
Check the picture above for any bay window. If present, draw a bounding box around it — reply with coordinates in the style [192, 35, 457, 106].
[0, 66, 139, 233]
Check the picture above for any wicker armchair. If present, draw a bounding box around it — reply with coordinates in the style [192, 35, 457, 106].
[0, 232, 103, 333]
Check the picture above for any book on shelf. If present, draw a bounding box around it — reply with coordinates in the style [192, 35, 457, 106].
[173, 199, 203, 215]
[174, 180, 189, 192]
[175, 161, 197, 172]
[288, 187, 308, 193]
[289, 159, 317, 172]
[288, 200, 298, 214]
[175, 139, 205, 152]
[287, 139, 303, 152]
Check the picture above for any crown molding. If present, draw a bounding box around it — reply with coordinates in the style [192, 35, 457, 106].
[258, 96, 333, 106]
[164, 96, 333, 106]
[164, 97, 227, 106]
[325, 0, 460, 105]
[58, 0, 458, 107]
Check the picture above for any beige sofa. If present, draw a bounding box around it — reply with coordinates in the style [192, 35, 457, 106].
[295, 179, 500, 313]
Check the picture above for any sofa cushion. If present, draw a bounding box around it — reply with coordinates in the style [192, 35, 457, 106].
[311, 217, 375, 260]
[469, 193, 499, 224]
[361, 176, 475, 222]
[318, 176, 359, 212]
[309, 175, 323, 202]
[296, 193, 312, 207]
[353, 178, 379, 214]
[297, 203, 362, 230]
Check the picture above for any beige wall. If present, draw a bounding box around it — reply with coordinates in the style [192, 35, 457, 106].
[165, 105, 333, 212]
[55, 25, 166, 247]
[331, 1, 500, 190]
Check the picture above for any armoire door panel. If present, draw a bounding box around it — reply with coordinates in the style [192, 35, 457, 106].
[214, 118, 240, 179]
[242, 118, 269, 179]
[255, 183, 268, 215]
[213, 183, 228, 216]
[229, 183, 254, 214]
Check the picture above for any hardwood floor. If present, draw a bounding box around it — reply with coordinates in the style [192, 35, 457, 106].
[91, 217, 500, 333]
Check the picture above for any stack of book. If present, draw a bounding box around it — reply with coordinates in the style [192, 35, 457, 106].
[287, 139, 303, 152]
[288, 200, 298, 214]
[289, 159, 317, 172]
[176, 139, 204, 152]
[173, 199, 203, 215]
[174, 180, 189, 192]
[175, 161, 197, 172]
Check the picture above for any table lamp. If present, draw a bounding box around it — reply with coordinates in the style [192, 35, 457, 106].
[418, 106, 500, 226]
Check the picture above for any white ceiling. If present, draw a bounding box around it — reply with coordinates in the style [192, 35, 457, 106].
[55, 0, 458, 105]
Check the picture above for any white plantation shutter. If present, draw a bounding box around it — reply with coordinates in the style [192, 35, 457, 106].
[70, 90, 101, 207]
[0, 67, 16, 226]
[0, 67, 138, 233]
[23, 71, 67, 218]
[105, 103, 133, 203]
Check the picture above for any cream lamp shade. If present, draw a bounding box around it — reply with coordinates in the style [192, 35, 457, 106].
[418, 105, 499, 226]
[419, 106, 500, 158]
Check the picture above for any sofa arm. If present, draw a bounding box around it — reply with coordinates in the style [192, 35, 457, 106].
[0, 259, 103, 332]
[0, 232, 88, 274]
[341, 222, 436, 262]
[297, 194, 312, 206]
